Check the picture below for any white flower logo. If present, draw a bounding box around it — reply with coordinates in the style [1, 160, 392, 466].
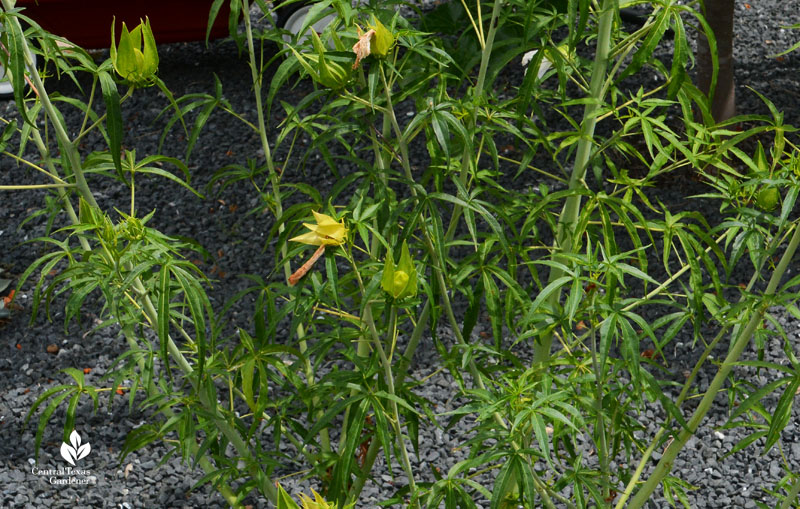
[60, 430, 91, 466]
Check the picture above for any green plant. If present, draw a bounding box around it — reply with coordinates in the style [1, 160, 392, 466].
[6, 0, 800, 507]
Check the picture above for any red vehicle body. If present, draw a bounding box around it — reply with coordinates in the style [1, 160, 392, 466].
[16, 0, 230, 48]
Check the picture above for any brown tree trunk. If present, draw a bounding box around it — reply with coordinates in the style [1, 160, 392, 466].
[697, 0, 736, 123]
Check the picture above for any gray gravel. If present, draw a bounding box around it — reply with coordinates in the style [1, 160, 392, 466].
[2, 2, 800, 508]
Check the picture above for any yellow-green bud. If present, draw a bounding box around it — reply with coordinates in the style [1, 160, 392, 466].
[367, 15, 394, 58]
[756, 187, 780, 211]
[392, 271, 409, 297]
[382, 240, 417, 300]
[110, 17, 159, 86]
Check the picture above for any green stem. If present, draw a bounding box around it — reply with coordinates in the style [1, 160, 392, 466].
[73, 86, 135, 145]
[379, 64, 413, 184]
[534, 0, 615, 363]
[588, 322, 609, 500]
[347, 302, 430, 503]
[0, 183, 74, 189]
[367, 115, 389, 258]
[628, 221, 800, 508]
[121, 330, 240, 507]
[363, 304, 418, 507]
[24, 106, 89, 251]
[77, 75, 97, 137]
[445, 0, 503, 243]
[240, 0, 328, 453]
[616, 227, 778, 508]
[614, 321, 730, 508]
[339, 244, 374, 454]
[2, 150, 68, 183]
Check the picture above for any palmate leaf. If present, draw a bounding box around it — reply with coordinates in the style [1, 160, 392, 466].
[155, 74, 229, 161]
[170, 263, 211, 382]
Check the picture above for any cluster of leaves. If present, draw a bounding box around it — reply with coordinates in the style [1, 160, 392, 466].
[7, 0, 800, 508]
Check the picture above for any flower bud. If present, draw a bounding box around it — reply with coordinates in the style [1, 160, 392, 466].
[382, 240, 417, 300]
[312, 31, 350, 89]
[756, 187, 779, 211]
[289, 31, 351, 89]
[367, 15, 394, 58]
[110, 17, 159, 86]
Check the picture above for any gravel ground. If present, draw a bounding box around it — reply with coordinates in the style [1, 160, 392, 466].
[2, 2, 800, 508]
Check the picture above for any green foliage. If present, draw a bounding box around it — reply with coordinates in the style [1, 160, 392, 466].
[6, 0, 800, 508]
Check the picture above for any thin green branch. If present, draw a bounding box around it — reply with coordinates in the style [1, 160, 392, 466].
[628, 221, 800, 507]
[534, 0, 616, 363]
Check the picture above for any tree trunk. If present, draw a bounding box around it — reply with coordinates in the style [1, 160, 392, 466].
[696, 0, 736, 123]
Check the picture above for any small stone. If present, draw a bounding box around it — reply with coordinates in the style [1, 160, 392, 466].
[46, 344, 59, 354]
[714, 431, 725, 440]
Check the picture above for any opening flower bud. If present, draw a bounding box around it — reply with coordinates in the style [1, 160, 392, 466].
[381, 240, 418, 300]
[110, 17, 159, 86]
[367, 15, 394, 58]
[289, 210, 347, 246]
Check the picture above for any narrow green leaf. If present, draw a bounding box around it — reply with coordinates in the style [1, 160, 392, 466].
[35, 390, 73, 462]
[763, 376, 800, 453]
[6, 13, 32, 127]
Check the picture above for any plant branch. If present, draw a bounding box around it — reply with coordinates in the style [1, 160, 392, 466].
[535, 0, 624, 363]
[628, 221, 800, 507]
